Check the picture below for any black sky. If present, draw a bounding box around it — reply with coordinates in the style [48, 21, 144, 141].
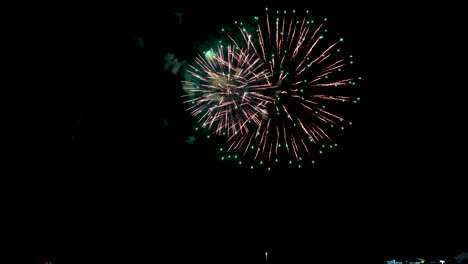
[66, 0, 467, 263]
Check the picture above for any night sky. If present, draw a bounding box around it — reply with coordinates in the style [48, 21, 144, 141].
[67, 0, 466, 263]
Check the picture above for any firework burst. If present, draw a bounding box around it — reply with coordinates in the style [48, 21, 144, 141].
[182, 43, 275, 137]
[182, 8, 361, 170]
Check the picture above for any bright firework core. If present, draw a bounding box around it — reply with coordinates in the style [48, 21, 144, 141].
[181, 7, 360, 169]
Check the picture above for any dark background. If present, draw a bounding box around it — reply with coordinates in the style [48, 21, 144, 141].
[66, 0, 467, 263]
